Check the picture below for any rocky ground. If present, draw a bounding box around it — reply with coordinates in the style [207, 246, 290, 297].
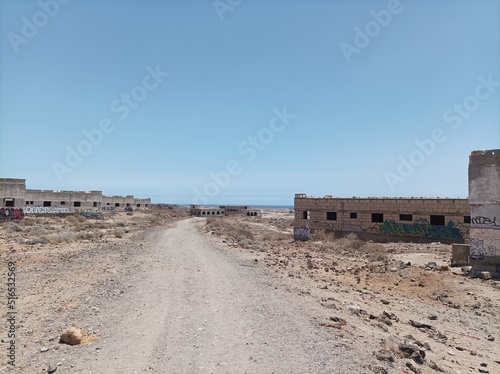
[0, 208, 498, 374]
[204, 210, 500, 374]
[0, 206, 188, 373]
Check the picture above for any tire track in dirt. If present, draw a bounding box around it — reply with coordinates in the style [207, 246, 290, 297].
[64, 218, 359, 373]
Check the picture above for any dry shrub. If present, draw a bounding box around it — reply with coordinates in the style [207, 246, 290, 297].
[234, 227, 254, 240]
[262, 232, 291, 241]
[24, 236, 49, 245]
[311, 229, 336, 242]
[65, 216, 78, 224]
[364, 243, 388, 262]
[112, 229, 123, 238]
[367, 251, 389, 262]
[337, 236, 364, 250]
[60, 327, 98, 346]
[23, 218, 35, 226]
[3, 222, 24, 232]
[206, 218, 255, 240]
[76, 215, 86, 223]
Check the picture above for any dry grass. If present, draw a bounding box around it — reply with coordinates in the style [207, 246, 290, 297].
[206, 217, 255, 240]
[366, 251, 389, 262]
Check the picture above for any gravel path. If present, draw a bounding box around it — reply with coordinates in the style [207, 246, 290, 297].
[62, 218, 360, 373]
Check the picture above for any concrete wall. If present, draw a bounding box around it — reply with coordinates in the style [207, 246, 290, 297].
[294, 194, 470, 242]
[0, 178, 26, 207]
[468, 149, 500, 269]
[0, 178, 151, 214]
[25, 190, 102, 210]
[190, 206, 260, 217]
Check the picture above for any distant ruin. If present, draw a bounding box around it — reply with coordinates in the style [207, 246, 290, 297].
[190, 205, 260, 217]
[0, 178, 151, 218]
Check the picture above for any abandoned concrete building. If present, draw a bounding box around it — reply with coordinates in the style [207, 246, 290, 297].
[294, 195, 470, 242]
[294, 148, 500, 273]
[190, 205, 260, 217]
[0, 178, 151, 215]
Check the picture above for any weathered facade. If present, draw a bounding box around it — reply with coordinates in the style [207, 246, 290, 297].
[294, 194, 470, 242]
[0, 178, 150, 215]
[190, 205, 260, 217]
[468, 149, 500, 272]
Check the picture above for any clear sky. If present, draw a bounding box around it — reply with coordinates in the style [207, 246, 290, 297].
[1, 0, 499, 206]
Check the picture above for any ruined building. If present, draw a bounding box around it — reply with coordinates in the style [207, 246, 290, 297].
[468, 149, 500, 273]
[294, 195, 470, 242]
[0, 178, 150, 217]
[293, 149, 500, 267]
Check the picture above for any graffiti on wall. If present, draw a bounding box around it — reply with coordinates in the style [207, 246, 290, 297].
[0, 208, 25, 220]
[294, 227, 311, 241]
[471, 216, 499, 227]
[378, 218, 464, 239]
[79, 211, 103, 219]
[24, 206, 70, 214]
[469, 229, 500, 261]
[317, 218, 466, 239]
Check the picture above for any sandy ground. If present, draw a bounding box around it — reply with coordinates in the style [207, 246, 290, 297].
[1, 208, 499, 374]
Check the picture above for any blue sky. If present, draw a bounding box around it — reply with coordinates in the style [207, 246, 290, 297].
[1, 0, 499, 206]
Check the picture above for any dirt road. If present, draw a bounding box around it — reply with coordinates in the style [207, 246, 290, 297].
[50, 218, 360, 373]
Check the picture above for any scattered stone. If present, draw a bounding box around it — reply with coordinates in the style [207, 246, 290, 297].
[47, 363, 57, 373]
[329, 316, 346, 324]
[486, 334, 495, 341]
[481, 272, 492, 280]
[418, 282, 425, 287]
[467, 291, 475, 295]
[318, 284, 328, 289]
[448, 351, 456, 356]
[478, 369, 489, 374]
[380, 299, 390, 305]
[369, 365, 388, 374]
[399, 339, 426, 364]
[428, 360, 445, 372]
[480, 363, 488, 367]
[456, 346, 465, 351]
[383, 311, 398, 321]
[428, 315, 438, 320]
[470, 351, 478, 356]
[60, 327, 96, 346]
[40, 347, 49, 352]
[405, 361, 421, 374]
[426, 262, 437, 269]
[409, 320, 433, 330]
[375, 350, 394, 362]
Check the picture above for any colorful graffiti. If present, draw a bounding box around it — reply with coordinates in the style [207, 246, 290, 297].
[378, 218, 463, 239]
[294, 227, 311, 241]
[24, 206, 70, 214]
[0, 208, 25, 220]
[79, 211, 103, 219]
